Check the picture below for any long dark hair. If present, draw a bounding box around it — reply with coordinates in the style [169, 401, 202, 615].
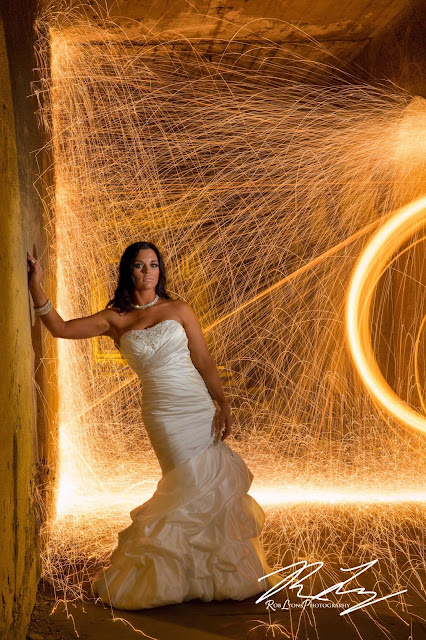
[106, 241, 172, 313]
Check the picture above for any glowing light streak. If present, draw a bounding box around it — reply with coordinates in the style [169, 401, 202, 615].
[56, 486, 426, 516]
[251, 486, 426, 505]
[414, 312, 426, 414]
[346, 196, 426, 435]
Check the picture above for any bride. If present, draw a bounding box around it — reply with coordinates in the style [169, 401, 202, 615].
[27, 241, 281, 610]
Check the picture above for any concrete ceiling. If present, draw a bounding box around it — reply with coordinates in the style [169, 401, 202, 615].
[45, 0, 414, 74]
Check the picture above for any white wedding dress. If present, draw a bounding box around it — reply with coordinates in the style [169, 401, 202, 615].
[92, 319, 280, 610]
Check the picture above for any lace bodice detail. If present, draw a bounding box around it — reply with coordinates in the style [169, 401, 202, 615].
[118, 319, 181, 350]
[117, 319, 194, 376]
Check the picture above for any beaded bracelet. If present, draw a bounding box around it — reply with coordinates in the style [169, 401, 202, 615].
[34, 298, 52, 316]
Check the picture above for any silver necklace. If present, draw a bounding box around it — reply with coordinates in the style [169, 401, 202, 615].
[130, 293, 159, 310]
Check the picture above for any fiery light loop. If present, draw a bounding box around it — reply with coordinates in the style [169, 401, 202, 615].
[346, 195, 426, 435]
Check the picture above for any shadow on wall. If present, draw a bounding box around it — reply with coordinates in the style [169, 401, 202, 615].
[354, 0, 426, 98]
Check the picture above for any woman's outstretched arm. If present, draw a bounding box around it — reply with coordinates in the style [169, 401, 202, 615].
[27, 251, 111, 339]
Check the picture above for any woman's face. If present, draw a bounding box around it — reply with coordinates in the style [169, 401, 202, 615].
[131, 248, 160, 291]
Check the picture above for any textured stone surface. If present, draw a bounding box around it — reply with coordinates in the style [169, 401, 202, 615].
[0, 1, 58, 639]
[43, 0, 414, 68]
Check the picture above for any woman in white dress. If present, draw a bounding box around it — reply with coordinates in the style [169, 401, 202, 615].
[27, 242, 281, 610]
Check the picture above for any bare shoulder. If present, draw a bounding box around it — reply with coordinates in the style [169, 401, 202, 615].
[171, 299, 200, 325]
[170, 298, 193, 314]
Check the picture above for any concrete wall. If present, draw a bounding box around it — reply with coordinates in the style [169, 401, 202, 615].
[0, 1, 58, 639]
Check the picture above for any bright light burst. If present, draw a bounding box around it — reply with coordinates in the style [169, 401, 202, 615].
[32, 2, 426, 635]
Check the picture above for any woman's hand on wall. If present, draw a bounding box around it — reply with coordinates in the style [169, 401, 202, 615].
[27, 252, 43, 290]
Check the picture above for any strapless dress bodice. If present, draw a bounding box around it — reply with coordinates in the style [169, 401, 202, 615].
[116, 319, 194, 373]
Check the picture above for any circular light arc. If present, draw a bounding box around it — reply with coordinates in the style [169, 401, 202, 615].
[346, 195, 426, 435]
